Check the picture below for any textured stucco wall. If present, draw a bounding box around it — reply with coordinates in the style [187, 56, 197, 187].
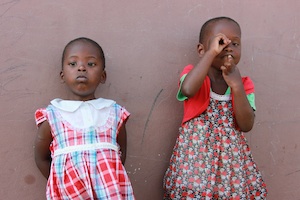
[0, 1, 299, 199]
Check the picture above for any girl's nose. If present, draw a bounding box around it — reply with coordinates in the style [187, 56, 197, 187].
[78, 64, 86, 71]
[224, 43, 233, 52]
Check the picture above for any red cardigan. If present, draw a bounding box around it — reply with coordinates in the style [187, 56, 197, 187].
[180, 65, 255, 124]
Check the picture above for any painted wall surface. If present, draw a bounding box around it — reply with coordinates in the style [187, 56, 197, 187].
[0, 1, 299, 199]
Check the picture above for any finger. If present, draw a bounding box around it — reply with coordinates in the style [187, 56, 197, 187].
[220, 65, 228, 75]
[223, 55, 234, 71]
[218, 35, 231, 46]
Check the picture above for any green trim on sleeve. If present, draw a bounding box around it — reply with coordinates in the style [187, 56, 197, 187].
[247, 93, 256, 111]
[225, 87, 231, 95]
[225, 88, 256, 111]
[177, 74, 188, 101]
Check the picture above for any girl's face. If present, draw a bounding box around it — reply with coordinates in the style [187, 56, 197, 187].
[60, 41, 106, 101]
[205, 20, 241, 70]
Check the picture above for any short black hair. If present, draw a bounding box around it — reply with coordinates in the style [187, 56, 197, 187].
[199, 16, 241, 43]
[61, 37, 106, 69]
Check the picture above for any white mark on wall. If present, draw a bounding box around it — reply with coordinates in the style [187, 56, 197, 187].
[269, 152, 276, 166]
[187, 4, 203, 15]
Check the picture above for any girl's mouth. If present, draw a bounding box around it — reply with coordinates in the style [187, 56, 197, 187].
[221, 54, 233, 61]
[222, 54, 233, 58]
[76, 76, 87, 82]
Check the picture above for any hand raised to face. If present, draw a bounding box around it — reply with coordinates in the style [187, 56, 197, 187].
[221, 54, 235, 74]
[208, 33, 231, 56]
[220, 54, 242, 88]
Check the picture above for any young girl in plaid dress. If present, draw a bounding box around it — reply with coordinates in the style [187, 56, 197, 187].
[163, 17, 267, 199]
[34, 37, 135, 200]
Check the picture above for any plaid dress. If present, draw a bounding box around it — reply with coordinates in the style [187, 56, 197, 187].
[163, 91, 267, 199]
[35, 99, 135, 200]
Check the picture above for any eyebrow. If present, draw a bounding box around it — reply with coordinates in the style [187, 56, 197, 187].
[230, 36, 241, 40]
[67, 55, 98, 59]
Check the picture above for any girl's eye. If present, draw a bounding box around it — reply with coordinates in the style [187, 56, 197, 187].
[69, 62, 77, 67]
[88, 62, 96, 67]
[232, 42, 239, 46]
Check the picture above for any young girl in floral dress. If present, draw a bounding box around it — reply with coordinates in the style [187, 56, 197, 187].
[163, 17, 267, 199]
[34, 37, 135, 200]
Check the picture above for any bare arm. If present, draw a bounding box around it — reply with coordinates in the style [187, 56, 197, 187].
[181, 50, 215, 97]
[232, 84, 255, 132]
[34, 121, 52, 179]
[117, 124, 127, 165]
[181, 34, 231, 98]
[221, 57, 255, 132]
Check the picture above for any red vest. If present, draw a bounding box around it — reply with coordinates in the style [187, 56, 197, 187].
[181, 65, 255, 124]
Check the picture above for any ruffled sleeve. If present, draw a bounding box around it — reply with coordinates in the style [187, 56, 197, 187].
[35, 108, 47, 127]
[177, 65, 194, 101]
[116, 105, 130, 131]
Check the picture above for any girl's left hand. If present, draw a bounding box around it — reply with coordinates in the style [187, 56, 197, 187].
[220, 55, 242, 89]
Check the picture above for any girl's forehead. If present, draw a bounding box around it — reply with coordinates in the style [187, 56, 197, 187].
[65, 41, 101, 57]
[66, 42, 94, 51]
[210, 21, 241, 37]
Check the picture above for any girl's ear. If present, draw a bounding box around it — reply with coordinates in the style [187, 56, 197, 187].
[100, 70, 107, 84]
[60, 71, 65, 83]
[197, 43, 205, 57]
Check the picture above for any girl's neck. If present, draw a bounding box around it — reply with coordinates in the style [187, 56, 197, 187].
[67, 95, 96, 102]
[208, 68, 223, 81]
[208, 68, 228, 95]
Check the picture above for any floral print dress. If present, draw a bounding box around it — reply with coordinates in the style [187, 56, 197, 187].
[163, 91, 267, 199]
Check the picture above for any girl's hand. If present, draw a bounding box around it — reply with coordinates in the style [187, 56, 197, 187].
[34, 121, 52, 179]
[208, 33, 231, 56]
[220, 55, 242, 89]
[117, 124, 127, 165]
[221, 55, 254, 132]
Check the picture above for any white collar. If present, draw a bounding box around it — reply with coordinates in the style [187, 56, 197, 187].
[50, 98, 116, 112]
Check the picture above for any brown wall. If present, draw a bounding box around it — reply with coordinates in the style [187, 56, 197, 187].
[1, 1, 299, 199]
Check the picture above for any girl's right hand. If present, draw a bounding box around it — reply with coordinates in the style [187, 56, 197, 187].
[208, 33, 231, 56]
